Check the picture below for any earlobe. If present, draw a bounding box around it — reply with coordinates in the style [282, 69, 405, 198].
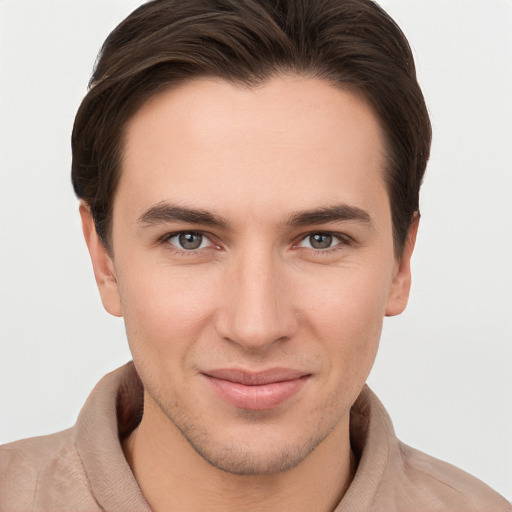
[385, 215, 419, 317]
[79, 203, 123, 317]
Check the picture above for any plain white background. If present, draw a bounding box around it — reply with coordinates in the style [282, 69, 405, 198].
[0, 0, 511, 500]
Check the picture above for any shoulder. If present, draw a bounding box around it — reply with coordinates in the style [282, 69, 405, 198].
[0, 429, 76, 493]
[397, 441, 511, 511]
[0, 429, 100, 511]
[347, 386, 511, 512]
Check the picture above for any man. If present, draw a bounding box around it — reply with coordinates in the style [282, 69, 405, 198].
[0, 0, 510, 510]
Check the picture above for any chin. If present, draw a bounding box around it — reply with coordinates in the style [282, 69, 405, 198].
[169, 415, 334, 476]
[188, 438, 317, 476]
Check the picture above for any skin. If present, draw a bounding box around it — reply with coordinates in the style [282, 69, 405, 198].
[81, 76, 417, 512]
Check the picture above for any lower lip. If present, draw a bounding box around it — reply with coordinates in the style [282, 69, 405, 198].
[205, 375, 309, 411]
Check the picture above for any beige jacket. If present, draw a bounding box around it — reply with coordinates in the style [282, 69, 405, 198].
[1, 362, 510, 511]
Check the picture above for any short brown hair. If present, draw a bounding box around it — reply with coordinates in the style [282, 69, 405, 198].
[71, 0, 431, 256]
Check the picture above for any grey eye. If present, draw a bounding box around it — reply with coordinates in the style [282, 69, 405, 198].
[298, 233, 342, 250]
[166, 232, 209, 250]
[178, 232, 203, 250]
[309, 233, 333, 249]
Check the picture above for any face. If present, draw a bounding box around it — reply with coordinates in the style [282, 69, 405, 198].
[83, 76, 415, 475]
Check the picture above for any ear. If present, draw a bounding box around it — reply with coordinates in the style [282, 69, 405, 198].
[79, 203, 123, 317]
[385, 215, 419, 317]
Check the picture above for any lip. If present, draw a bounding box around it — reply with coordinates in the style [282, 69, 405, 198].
[202, 368, 310, 411]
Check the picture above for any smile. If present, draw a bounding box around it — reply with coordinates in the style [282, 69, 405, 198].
[202, 369, 311, 411]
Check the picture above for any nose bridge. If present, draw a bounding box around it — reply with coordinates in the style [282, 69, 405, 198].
[216, 244, 296, 351]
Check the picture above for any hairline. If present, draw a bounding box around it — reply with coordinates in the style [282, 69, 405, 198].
[97, 72, 409, 259]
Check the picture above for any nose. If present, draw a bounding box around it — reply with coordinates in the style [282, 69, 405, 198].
[215, 247, 298, 352]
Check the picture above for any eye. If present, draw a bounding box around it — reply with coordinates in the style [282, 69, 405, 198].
[166, 231, 211, 251]
[297, 233, 343, 250]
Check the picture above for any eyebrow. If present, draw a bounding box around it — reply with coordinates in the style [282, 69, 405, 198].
[287, 204, 373, 227]
[137, 202, 372, 229]
[138, 203, 229, 228]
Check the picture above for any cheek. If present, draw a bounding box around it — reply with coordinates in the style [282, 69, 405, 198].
[304, 263, 391, 329]
[300, 266, 391, 378]
[117, 263, 220, 361]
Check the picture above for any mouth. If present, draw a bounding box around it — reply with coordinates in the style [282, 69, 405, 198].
[202, 368, 311, 411]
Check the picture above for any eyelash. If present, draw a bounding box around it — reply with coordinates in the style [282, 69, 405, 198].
[158, 230, 353, 256]
[159, 231, 219, 256]
[294, 231, 353, 256]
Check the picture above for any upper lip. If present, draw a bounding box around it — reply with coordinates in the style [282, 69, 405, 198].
[203, 368, 309, 386]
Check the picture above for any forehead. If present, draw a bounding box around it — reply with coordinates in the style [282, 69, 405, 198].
[117, 76, 388, 225]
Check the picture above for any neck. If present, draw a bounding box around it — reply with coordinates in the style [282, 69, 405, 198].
[123, 393, 356, 512]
